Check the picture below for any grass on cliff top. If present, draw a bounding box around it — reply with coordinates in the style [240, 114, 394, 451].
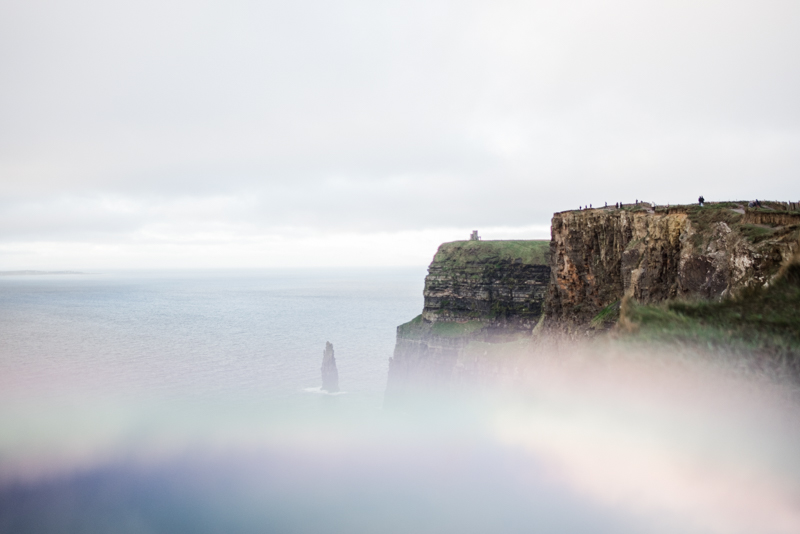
[620, 259, 800, 369]
[685, 203, 744, 247]
[434, 240, 550, 266]
[686, 202, 740, 228]
[397, 314, 487, 338]
[397, 314, 424, 335]
[680, 202, 800, 246]
[430, 320, 485, 337]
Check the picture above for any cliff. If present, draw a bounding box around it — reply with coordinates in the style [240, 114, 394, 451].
[385, 201, 800, 404]
[421, 240, 550, 330]
[619, 248, 800, 375]
[545, 202, 800, 332]
[385, 240, 550, 403]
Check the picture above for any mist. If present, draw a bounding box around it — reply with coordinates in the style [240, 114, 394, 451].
[2, 2, 800, 531]
[2, 268, 799, 533]
[2, 340, 799, 534]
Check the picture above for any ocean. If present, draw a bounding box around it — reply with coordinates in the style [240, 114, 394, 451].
[0, 269, 426, 409]
[1, 270, 799, 534]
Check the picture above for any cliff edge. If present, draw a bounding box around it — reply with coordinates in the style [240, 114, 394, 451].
[545, 202, 800, 332]
[385, 201, 800, 405]
[385, 240, 549, 404]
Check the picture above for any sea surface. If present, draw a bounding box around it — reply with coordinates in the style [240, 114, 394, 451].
[1, 270, 800, 534]
[0, 269, 425, 409]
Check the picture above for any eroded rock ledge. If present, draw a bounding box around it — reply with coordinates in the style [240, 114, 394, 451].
[385, 240, 550, 404]
[385, 202, 800, 405]
[545, 203, 799, 332]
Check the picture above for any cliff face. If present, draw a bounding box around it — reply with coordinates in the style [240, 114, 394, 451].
[422, 240, 550, 331]
[385, 202, 800, 404]
[545, 204, 800, 330]
[385, 240, 550, 404]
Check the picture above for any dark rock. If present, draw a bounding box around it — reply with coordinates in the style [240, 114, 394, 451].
[385, 240, 550, 405]
[384, 201, 800, 405]
[545, 204, 799, 332]
[321, 341, 339, 393]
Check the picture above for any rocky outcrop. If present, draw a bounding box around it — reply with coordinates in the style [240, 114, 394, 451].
[741, 211, 800, 227]
[545, 204, 800, 332]
[321, 341, 339, 392]
[422, 240, 551, 332]
[385, 240, 550, 405]
[384, 202, 800, 404]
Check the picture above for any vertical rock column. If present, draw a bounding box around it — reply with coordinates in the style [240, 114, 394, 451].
[321, 341, 339, 392]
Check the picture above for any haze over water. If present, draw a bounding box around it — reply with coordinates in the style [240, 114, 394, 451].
[3, 0, 800, 530]
[1, 270, 800, 534]
[0, 269, 424, 408]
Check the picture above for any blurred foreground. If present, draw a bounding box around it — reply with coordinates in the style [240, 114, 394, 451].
[2, 343, 799, 534]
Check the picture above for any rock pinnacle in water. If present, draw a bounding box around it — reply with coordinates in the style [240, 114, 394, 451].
[321, 341, 339, 393]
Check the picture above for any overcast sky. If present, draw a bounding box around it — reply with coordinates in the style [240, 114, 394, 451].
[1, 0, 798, 268]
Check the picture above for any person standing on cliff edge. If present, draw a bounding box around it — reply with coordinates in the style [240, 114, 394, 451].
[699, 195, 705, 206]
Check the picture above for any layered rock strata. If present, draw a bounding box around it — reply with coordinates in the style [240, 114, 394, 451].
[385, 240, 550, 404]
[545, 204, 800, 331]
[385, 202, 800, 404]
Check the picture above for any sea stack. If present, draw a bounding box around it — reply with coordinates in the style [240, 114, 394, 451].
[321, 341, 339, 393]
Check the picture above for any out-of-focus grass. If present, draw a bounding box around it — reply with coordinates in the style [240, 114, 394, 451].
[397, 314, 424, 335]
[591, 300, 621, 330]
[620, 258, 800, 372]
[430, 320, 486, 337]
[397, 315, 487, 338]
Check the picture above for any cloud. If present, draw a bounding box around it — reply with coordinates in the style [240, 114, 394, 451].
[0, 224, 551, 269]
[1, 0, 799, 266]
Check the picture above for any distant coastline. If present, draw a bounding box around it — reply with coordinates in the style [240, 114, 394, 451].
[0, 270, 86, 276]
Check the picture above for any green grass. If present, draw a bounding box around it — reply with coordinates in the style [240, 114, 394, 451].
[739, 224, 777, 243]
[434, 240, 550, 266]
[621, 260, 800, 370]
[680, 201, 800, 246]
[397, 314, 487, 338]
[687, 202, 747, 246]
[590, 300, 620, 329]
[430, 320, 486, 337]
[397, 314, 424, 336]
[750, 200, 800, 212]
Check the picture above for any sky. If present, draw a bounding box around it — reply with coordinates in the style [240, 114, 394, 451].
[1, 0, 799, 268]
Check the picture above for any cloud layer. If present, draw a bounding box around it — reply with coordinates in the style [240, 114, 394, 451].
[1, 0, 799, 267]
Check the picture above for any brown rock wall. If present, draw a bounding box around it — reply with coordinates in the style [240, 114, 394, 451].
[385, 240, 550, 405]
[545, 207, 799, 331]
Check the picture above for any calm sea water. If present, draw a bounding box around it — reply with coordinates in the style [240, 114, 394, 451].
[0, 269, 425, 409]
[2, 270, 799, 533]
